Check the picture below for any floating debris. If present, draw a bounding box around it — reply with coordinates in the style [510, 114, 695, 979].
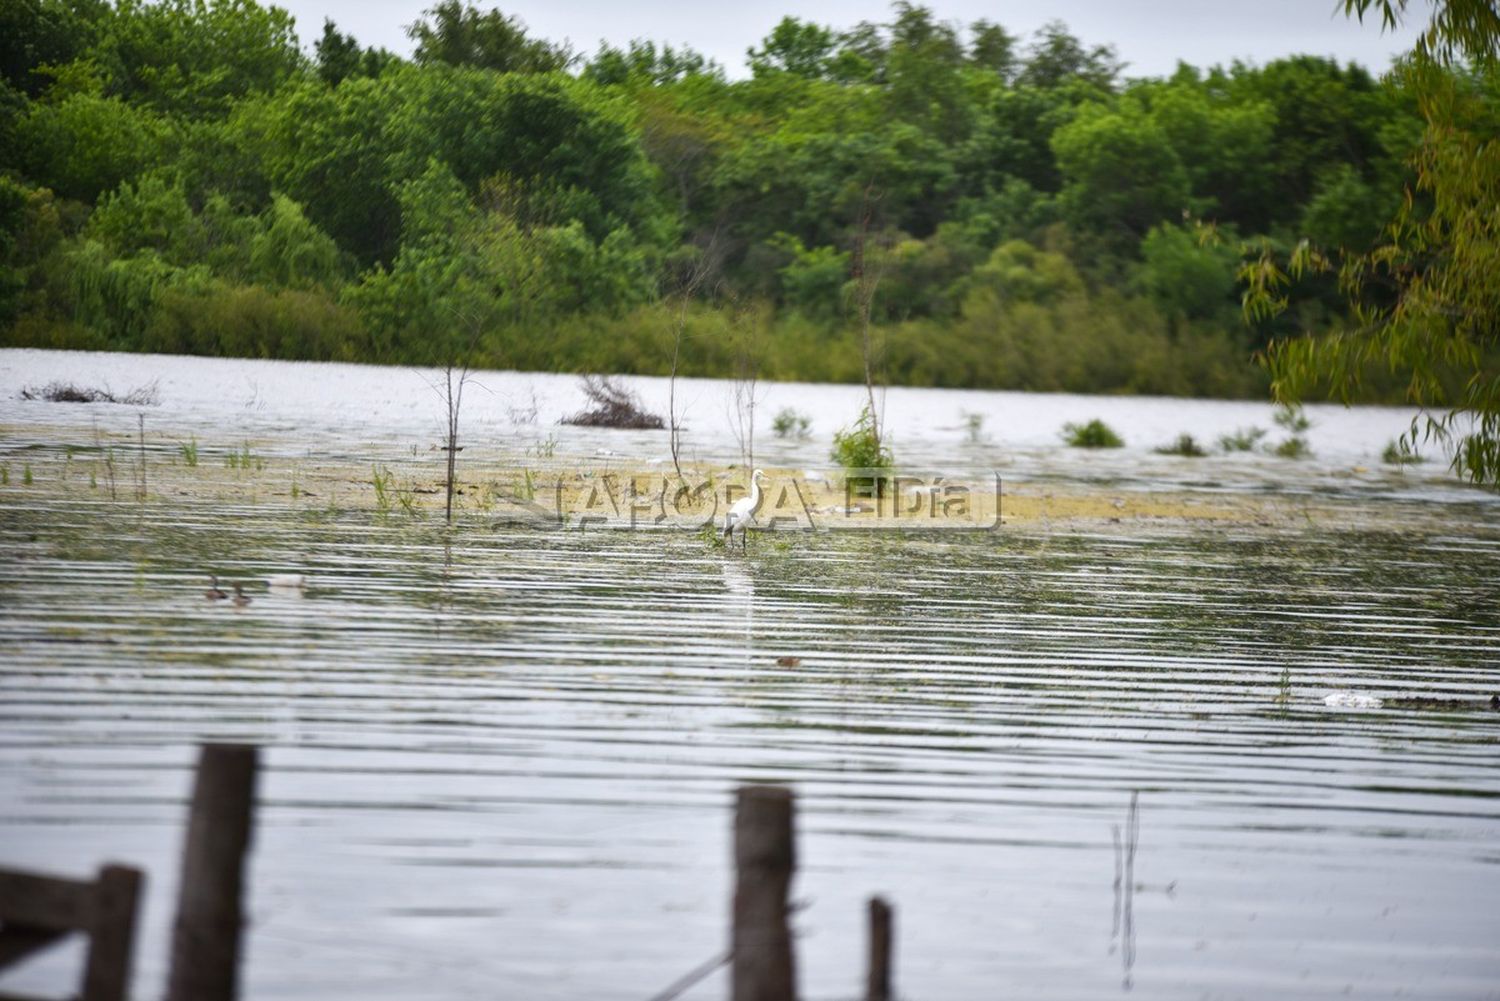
[1386, 695, 1499, 712]
[1323, 692, 1383, 709]
[19, 381, 160, 406]
[562, 375, 664, 429]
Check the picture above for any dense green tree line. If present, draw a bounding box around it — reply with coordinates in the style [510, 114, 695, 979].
[1243, 0, 1500, 483]
[0, 0, 1469, 398]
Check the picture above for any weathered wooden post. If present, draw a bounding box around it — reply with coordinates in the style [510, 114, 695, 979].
[0, 862, 143, 1001]
[865, 896, 893, 1001]
[732, 785, 796, 1001]
[83, 864, 145, 1001]
[166, 743, 259, 1001]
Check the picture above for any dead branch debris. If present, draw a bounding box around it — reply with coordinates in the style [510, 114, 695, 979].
[561, 375, 664, 430]
[20, 381, 160, 406]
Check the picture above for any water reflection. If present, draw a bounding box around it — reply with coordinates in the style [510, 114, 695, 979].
[1111, 791, 1139, 992]
[2, 352, 1500, 1000]
[1, 501, 1496, 999]
[719, 558, 755, 663]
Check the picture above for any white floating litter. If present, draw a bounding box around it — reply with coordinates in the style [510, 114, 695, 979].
[1323, 692, 1383, 709]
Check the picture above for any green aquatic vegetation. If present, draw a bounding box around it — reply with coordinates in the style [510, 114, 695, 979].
[1275, 663, 1292, 715]
[696, 521, 727, 551]
[372, 463, 419, 517]
[527, 435, 559, 459]
[1273, 437, 1311, 459]
[1270, 404, 1312, 459]
[1274, 404, 1311, 435]
[1062, 419, 1124, 448]
[225, 442, 262, 471]
[372, 463, 394, 512]
[833, 405, 893, 498]
[772, 407, 812, 440]
[1217, 426, 1267, 452]
[180, 436, 199, 467]
[1154, 433, 1207, 457]
[1, 465, 8, 485]
[23, 464, 33, 485]
[514, 469, 537, 503]
[1382, 439, 1424, 466]
[961, 411, 986, 444]
[832, 405, 892, 470]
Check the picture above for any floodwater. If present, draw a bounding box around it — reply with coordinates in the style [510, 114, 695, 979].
[1, 349, 1498, 1001]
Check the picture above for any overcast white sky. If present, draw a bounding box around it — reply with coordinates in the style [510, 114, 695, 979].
[269, 0, 1431, 78]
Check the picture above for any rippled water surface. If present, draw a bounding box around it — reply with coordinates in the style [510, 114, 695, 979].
[2, 350, 1499, 1000]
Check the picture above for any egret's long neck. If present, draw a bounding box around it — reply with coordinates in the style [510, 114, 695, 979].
[749, 477, 761, 508]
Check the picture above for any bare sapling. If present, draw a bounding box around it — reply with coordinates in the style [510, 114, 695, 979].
[667, 231, 724, 482]
[726, 298, 763, 471]
[94, 418, 117, 501]
[136, 412, 147, 502]
[850, 183, 889, 452]
[428, 307, 487, 524]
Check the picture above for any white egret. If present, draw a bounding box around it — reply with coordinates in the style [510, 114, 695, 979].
[723, 468, 767, 553]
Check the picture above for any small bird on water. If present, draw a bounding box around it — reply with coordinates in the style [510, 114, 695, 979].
[204, 575, 228, 601]
[232, 584, 252, 607]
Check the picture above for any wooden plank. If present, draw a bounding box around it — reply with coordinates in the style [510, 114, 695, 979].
[732, 785, 797, 1001]
[0, 927, 69, 970]
[82, 864, 143, 1001]
[0, 870, 89, 930]
[166, 744, 259, 1001]
[865, 896, 893, 1001]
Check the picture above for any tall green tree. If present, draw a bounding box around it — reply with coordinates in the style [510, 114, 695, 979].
[747, 17, 839, 79]
[315, 19, 397, 86]
[92, 0, 303, 116]
[1017, 21, 1121, 91]
[406, 2, 572, 73]
[1250, 0, 1500, 483]
[1050, 101, 1190, 245]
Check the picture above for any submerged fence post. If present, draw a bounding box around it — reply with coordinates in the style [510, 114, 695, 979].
[865, 896, 893, 1001]
[82, 864, 144, 1001]
[167, 743, 259, 1001]
[0, 862, 144, 1001]
[732, 785, 796, 1001]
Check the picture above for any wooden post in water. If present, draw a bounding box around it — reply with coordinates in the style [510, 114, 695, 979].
[732, 785, 796, 1001]
[0, 862, 143, 1001]
[167, 743, 258, 1001]
[865, 896, 893, 1001]
[83, 864, 145, 1001]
